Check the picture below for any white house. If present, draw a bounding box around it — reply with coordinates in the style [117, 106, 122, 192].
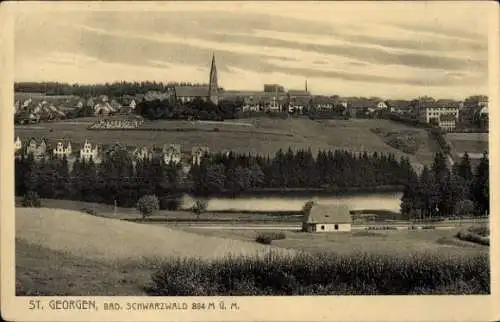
[26, 138, 47, 158]
[129, 99, 136, 110]
[163, 144, 182, 165]
[80, 140, 99, 162]
[15, 136, 22, 153]
[192, 146, 210, 165]
[134, 146, 153, 161]
[53, 140, 72, 158]
[376, 101, 388, 110]
[302, 203, 352, 233]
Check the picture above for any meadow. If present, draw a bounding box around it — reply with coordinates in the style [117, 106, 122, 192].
[15, 206, 489, 295]
[177, 226, 489, 256]
[447, 132, 489, 155]
[15, 117, 441, 168]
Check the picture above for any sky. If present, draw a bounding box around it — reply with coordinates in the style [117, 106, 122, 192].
[13, 2, 492, 99]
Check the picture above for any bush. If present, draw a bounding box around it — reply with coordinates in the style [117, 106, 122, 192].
[255, 235, 273, 245]
[22, 191, 41, 208]
[468, 225, 489, 237]
[255, 232, 286, 244]
[455, 230, 489, 246]
[145, 251, 490, 296]
[192, 199, 208, 219]
[136, 194, 160, 220]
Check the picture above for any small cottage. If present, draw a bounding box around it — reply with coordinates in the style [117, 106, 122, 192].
[53, 140, 72, 158]
[191, 146, 210, 165]
[163, 144, 182, 165]
[302, 203, 352, 233]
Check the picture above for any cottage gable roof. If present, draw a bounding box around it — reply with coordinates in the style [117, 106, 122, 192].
[163, 144, 181, 154]
[303, 204, 352, 224]
[386, 100, 411, 109]
[26, 137, 47, 146]
[55, 139, 72, 146]
[192, 146, 209, 154]
[174, 86, 210, 98]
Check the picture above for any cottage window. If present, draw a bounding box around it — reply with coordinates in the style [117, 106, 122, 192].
[334, 224, 339, 230]
[320, 225, 325, 230]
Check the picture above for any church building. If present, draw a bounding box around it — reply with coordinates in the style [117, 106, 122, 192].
[173, 54, 219, 105]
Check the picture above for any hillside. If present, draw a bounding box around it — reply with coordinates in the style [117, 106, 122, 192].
[15, 118, 441, 169]
[16, 208, 295, 262]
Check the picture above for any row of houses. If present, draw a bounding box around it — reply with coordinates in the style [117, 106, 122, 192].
[14, 137, 210, 166]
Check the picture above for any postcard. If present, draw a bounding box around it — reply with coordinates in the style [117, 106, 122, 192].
[1, 1, 498, 321]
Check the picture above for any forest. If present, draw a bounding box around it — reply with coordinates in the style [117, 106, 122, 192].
[401, 152, 489, 219]
[15, 142, 489, 217]
[16, 147, 412, 208]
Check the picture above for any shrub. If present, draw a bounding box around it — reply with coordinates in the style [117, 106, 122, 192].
[456, 229, 489, 246]
[255, 235, 273, 245]
[468, 225, 489, 237]
[136, 194, 160, 220]
[146, 251, 490, 296]
[192, 199, 208, 219]
[256, 232, 286, 244]
[22, 191, 41, 208]
[213, 127, 220, 132]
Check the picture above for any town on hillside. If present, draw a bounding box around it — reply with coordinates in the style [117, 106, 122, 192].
[15, 55, 489, 133]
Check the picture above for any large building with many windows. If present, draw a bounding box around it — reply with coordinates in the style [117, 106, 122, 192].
[418, 101, 460, 131]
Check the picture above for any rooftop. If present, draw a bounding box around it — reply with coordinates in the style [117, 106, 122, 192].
[303, 203, 352, 224]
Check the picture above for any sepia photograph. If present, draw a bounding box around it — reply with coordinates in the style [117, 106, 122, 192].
[1, 1, 498, 321]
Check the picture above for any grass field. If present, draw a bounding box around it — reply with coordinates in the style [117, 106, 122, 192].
[15, 206, 295, 295]
[16, 208, 295, 262]
[448, 132, 489, 155]
[177, 226, 489, 256]
[15, 206, 488, 295]
[15, 117, 441, 167]
[16, 239, 153, 296]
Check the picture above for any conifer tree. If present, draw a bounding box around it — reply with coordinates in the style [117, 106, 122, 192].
[472, 152, 489, 216]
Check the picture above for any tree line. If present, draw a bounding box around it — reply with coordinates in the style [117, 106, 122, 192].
[15, 145, 489, 218]
[16, 146, 414, 206]
[15, 149, 182, 209]
[135, 97, 241, 121]
[190, 148, 416, 195]
[401, 152, 489, 219]
[14, 81, 223, 98]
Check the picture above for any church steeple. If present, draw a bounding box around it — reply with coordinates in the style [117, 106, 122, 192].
[208, 53, 219, 105]
[305, 80, 308, 93]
